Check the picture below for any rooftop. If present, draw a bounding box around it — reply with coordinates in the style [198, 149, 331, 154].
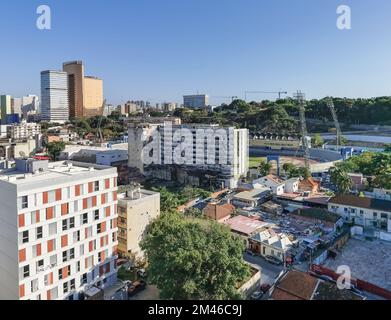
[329, 195, 391, 212]
[118, 188, 159, 202]
[223, 215, 269, 236]
[0, 160, 115, 186]
[234, 188, 270, 202]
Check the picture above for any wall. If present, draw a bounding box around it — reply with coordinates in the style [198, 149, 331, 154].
[0, 181, 19, 299]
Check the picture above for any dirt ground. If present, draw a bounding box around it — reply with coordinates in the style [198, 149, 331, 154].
[325, 238, 391, 291]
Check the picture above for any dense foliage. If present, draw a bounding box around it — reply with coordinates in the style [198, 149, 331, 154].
[141, 212, 251, 300]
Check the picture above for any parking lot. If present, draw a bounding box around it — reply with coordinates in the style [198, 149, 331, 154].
[325, 238, 391, 291]
[244, 252, 284, 286]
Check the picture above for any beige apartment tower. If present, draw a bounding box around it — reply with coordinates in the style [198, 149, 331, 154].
[63, 61, 103, 118]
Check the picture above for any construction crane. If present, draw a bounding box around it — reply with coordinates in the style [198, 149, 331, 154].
[97, 99, 106, 144]
[294, 91, 310, 170]
[326, 97, 343, 150]
[244, 90, 288, 101]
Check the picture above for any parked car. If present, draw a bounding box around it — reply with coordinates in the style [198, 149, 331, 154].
[264, 255, 283, 265]
[127, 280, 147, 298]
[250, 291, 263, 300]
[245, 250, 256, 256]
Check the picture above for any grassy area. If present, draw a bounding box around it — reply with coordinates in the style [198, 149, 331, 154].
[249, 157, 265, 169]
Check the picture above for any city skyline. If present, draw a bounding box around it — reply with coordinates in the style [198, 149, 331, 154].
[1, 0, 391, 106]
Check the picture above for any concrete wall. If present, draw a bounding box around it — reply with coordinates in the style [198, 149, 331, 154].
[0, 182, 19, 300]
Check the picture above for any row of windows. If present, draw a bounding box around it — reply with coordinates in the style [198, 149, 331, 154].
[17, 178, 116, 211]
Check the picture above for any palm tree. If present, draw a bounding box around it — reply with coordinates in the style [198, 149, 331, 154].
[330, 167, 353, 194]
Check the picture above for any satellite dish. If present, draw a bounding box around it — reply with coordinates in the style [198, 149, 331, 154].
[19, 151, 26, 158]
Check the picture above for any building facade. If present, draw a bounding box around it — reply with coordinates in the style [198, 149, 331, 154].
[0, 159, 119, 300]
[7, 121, 41, 141]
[183, 94, 209, 109]
[128, 123, 249, 188]
[117, 188, 160, 260]
[40, 71, 69, 123]
[63, 61, 103, 118]
[0, 95, 12, 123]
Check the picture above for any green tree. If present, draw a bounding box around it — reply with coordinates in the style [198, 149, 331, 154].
[259, 161, 272, 176]
[46, 141, 66, 161]
[330, 167, 353, 194]
[312, 134, 324, 147]
[141, 212, 251, 300]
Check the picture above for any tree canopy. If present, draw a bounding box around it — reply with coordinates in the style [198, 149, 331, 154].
[141, 212, 251, 300]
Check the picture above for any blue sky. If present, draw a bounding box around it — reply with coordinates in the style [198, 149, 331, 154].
[1, 0, 391, 105]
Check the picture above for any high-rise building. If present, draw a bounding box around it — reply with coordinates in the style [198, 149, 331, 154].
[7, 120, 41, 141]
[183, 94, 209, 109]
[0, 159, 119, 300]
[0, 95, 12, 122]
[128, 123, 249, 188]
[40, 71, 69, 123]
[63, 61, 103, 118]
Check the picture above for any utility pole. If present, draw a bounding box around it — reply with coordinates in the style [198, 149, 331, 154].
[326, 97, 343, 151]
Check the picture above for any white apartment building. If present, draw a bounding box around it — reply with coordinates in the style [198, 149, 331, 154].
[128, 123, 249, 188]
[0, 159, 118, 300]
[117, 188, 160, 260]
[40, 71, 69, 123]
[7, 121, 41, 141]
[328, 195, 391, 234]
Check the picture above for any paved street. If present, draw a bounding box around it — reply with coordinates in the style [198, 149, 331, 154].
[244, 253, 284, 286]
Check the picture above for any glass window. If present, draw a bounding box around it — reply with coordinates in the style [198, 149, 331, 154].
[94, 210, 99, 221]
[50, 254, 57, 266]
[82, 213, 88, 225]
[94, 181, 100, 192]
[49, 222, 57, 235]
[36, 226, 43, 240]
[23, 265, 30, 278]
[23, 231, 29, 244]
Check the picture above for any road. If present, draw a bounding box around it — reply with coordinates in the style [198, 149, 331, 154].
[244, 253, 284, 286]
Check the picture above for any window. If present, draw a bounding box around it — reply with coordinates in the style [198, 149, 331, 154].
[81, 273, 87, 285]
[31, 211, 38, 224]
[31, 279, 39, 293]
[94, 181, 100, 192]
[36, 259, 44, 270]
[381, 213, 388, 219]
[70, 279, 76, 290]
[70, 248, 75, 260]
[23, 265, 30, 278]
[48, 190, 55, 203]
[82, 213, 88, 225]
[77, 261, 80, 273]
[58, 269, 63, 280]
[22, 231, 29, 244]
[36, 227, 43, 240]
[62, 219, 68, 231]
[94, 210, 100, 221]
[97, 223, 102, 234]
[80, 244, 85, 256]
[62, 251, 68, 263]
[373, 212, 378, 218]
[69, 217, 75, 229]
[49, 222, 57, 236]
[50, 254, 57, 266]
[63, 282, 69, 294]
[21, 196, 28, 209]
[73, 230, 80, 243]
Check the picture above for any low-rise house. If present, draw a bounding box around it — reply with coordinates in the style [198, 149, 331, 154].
[328, 195, 391, 234]
[348, 173, 367, 191]
[223, 215, 270, 247]
[204, 202, 235, 222]
[260, 200, 283, 215]
[253, 175, 299, 196]
[291, 208, 343, 232]
[232, 187, 271, 208]
[298, 178, 320, 195]
[270, 270, 364, 300]
[249, 229, 292, 262]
